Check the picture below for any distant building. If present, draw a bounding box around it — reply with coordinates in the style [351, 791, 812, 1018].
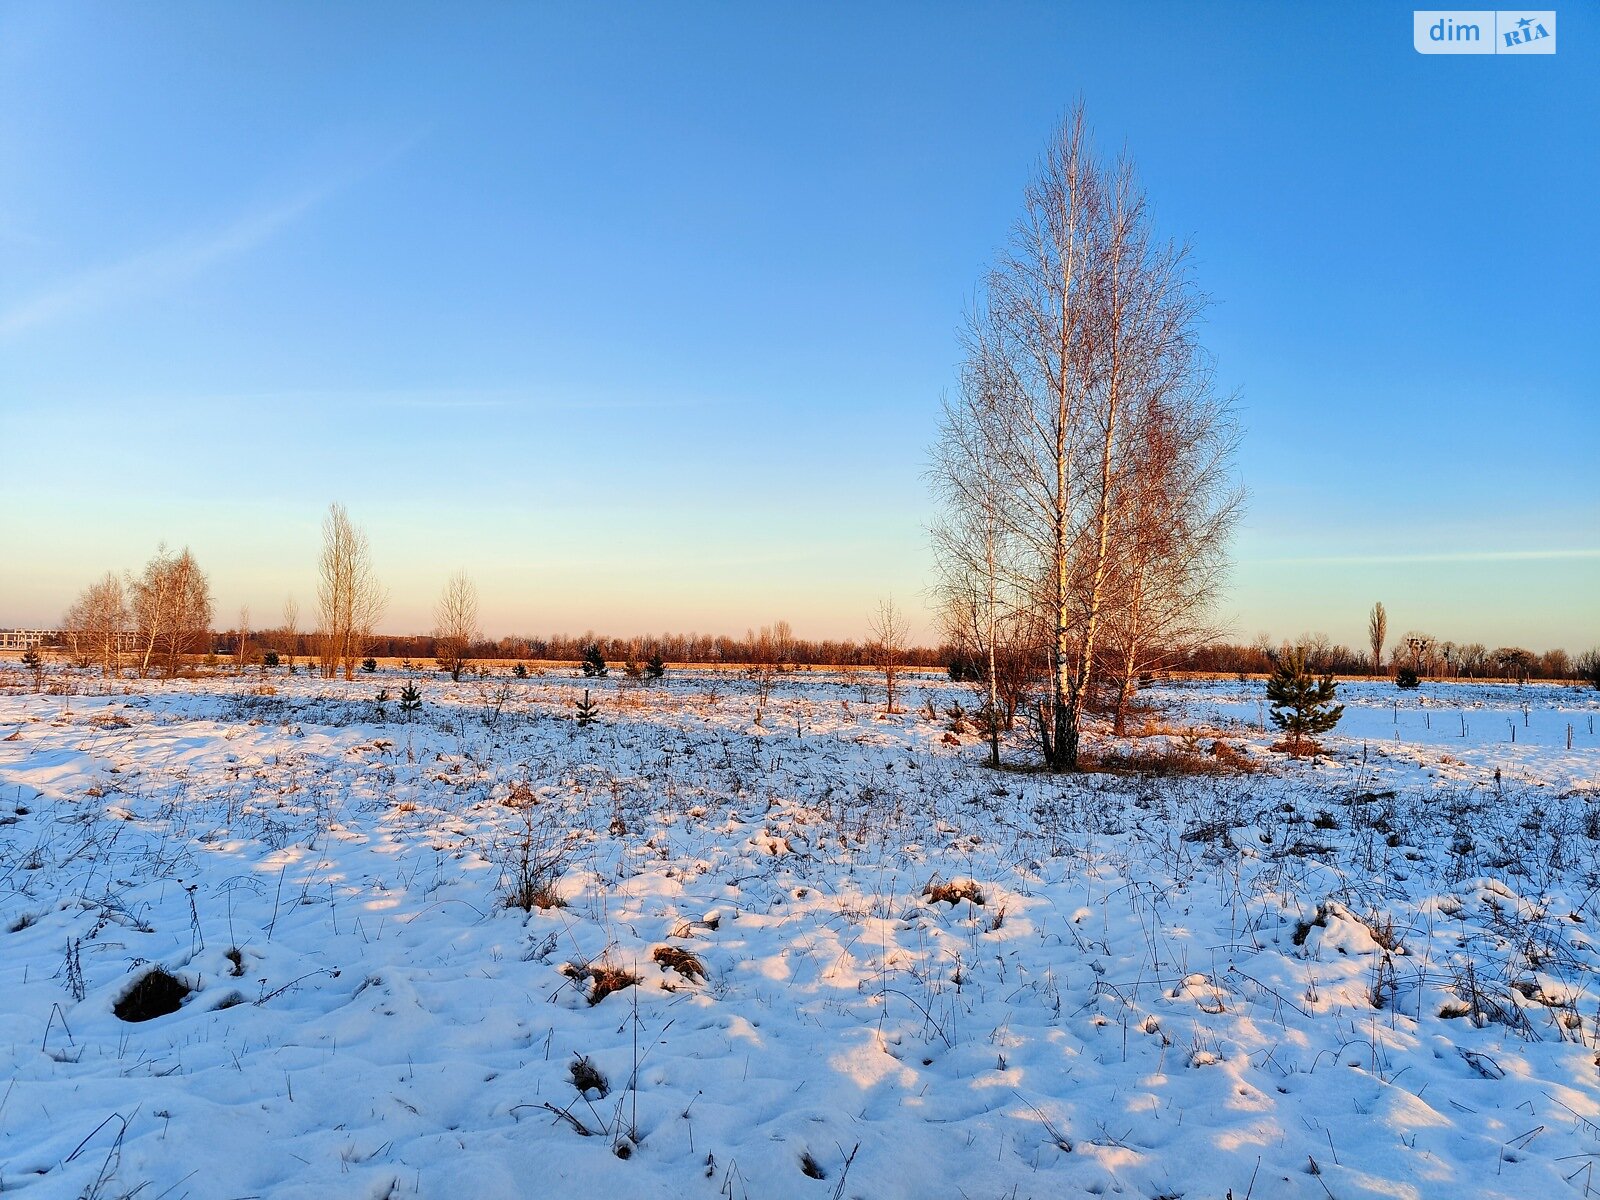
[0, 629, 60, 651]
[1, 629, 141, 652]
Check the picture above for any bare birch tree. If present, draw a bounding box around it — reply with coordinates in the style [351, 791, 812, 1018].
[433, 570, 480, 682]
[932, 362, 1035, 765]
[951, 106, 1098, 769]
[130, 546, 213, 678]
[62, 572, 128, 677]
[1098, 369, 1242, 733]
[235, 606, 250, 673]
[317, 503, 386, 681]
[933, 104, 1239, 769]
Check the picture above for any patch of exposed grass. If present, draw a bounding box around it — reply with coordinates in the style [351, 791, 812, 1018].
[114, 967, 190, 1022]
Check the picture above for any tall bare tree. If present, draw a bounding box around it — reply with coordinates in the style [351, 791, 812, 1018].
[433, 570, 480, 682]
[235, 606, 251, 673]
[1368, 602, 1387, 675]
[281, 596, 300, 670]
[770, 620, 795, 667]
[317, 503, 386, 680]
[62, 572, 128, 677]
[933, 104, 1236, 770]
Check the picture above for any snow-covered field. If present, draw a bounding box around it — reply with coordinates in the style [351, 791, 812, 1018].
[2, 666, 1599, 1200]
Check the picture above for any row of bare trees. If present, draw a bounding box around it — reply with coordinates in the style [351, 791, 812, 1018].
[932, 106, 1243, 770]
[61, 546, 215, 678]
[57, 504, 387, 681]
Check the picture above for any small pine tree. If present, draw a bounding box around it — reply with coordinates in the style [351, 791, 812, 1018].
[575, 688, 598, 727]
[1395, 667, 1420, 690]
[646, 652, 666, 680]
[581, 644, 608, 678]
[262, 650, 280, 668]
[399, 682, 422, 721]
[374, 688, 391, 719]
[512, 662, 528, 678]
[362, 657, 377, 673]
[1266, 649, 1344, 753]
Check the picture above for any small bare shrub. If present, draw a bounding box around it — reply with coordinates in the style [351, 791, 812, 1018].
[499, 801, 571, 912]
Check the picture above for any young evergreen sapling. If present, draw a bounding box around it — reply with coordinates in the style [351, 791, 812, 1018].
[1266, 649, 1344, 754]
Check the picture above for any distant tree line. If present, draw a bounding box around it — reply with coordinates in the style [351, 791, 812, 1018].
[235, 624, 950, 670]
[48, 503, 1593, 691]
[1181, 635, 1591, 683]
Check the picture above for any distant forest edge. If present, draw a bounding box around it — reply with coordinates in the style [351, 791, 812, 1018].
[6, 625, 1595, 684]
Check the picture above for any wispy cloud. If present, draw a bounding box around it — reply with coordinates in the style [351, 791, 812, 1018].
[0, 189, 325, 337]
[0, 132, 423, 338]
[7, 386, 721, 417]
[308, 390, 713, 413]
[1251, 549, 1600, 566]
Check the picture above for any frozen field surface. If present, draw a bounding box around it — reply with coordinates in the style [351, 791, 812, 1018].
[2, 668, 1599, 1199]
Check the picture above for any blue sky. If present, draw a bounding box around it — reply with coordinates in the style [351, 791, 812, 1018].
[1, 2, 1595, 649]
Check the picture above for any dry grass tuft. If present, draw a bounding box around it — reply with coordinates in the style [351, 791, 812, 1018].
[1208, 740, 1255, 771]
[652, 945, 706, 982]
[1087, 739, 1256, 777]
[924, 878, 985, 906]
[565, 962, 640, 1006]
[570, 1054, 610, 1097]
[503, 780, 538, 806]
[504, 878, 566, 912]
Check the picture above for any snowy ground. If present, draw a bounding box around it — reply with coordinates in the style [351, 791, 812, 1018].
[1, 665, 1598, 1200]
